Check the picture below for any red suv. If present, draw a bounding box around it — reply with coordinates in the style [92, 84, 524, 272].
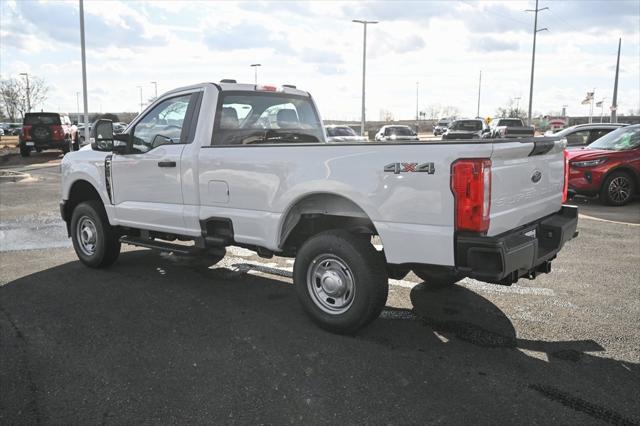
[20, 112, 77, 157]
[568, 124, 640, 206]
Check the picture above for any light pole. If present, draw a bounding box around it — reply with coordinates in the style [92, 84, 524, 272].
[250, 64, 261, 85]
[19, 72, 31, 113]
[611, 38, 621, 123]
[137, 86, 143, 113]
[476, 70, 482, 118]
[526, 0, 548, 126]
[151, 81, 158, 99]
[353, 19, 378, 137]
[514, 96, 521, 114]
[415, 81, 419, 132]
[76, 92, 80, 122]
[79, 0, 89, 142]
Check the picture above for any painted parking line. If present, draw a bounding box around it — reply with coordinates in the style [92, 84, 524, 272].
[578, 213, 640, 227]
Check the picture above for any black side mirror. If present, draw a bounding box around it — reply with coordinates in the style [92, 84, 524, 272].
[113, 133, 131, 154]
[90, 119, 114, 151]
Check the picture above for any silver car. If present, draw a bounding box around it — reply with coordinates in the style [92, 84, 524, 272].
[325, 125, 367, 143]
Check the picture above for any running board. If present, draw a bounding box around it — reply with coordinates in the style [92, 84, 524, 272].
[119, 236, 199, 255]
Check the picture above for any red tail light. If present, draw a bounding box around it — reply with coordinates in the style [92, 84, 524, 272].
[52, 125, 65, 140]
[22, 125, 31, 140]
[257, 85, 277, 92]
[451, 159, 491, 233]
[562, 149, 569, 203]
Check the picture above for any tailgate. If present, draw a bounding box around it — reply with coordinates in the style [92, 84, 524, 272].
[488, 138, 566, 236]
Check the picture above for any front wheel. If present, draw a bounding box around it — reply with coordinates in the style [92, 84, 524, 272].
[600, 171, 635, 206]
[19, 144, 31, 157]
[71, 200, 121, 268]
[293, 230, 388, 334]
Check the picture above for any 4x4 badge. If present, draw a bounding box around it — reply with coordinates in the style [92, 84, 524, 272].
[384, 162, 435, 174]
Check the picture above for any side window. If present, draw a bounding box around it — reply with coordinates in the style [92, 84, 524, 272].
[566, 130, 590, 146]
[588, 129, 611, 144]
[132, 94, 192, 153]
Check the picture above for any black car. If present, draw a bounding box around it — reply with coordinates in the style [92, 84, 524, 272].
[442, 119, 489, 140]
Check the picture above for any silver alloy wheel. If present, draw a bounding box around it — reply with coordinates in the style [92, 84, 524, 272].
[608, 176, 631, 203]
[307, 254, 356, 315]
[77, 216, 98, 256]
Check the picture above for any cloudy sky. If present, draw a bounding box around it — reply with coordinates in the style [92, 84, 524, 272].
[1, 0, 638, 120]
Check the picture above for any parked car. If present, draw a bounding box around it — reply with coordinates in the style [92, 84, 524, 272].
[77, 124, 92, 146]
[432, 119, 451, 136]
[60, 81, 577, 334]
[442, 119, 489, 140]
[568, 124, 639, 206]
[489, 117, 535, 138]
[374, 125, 419, 141]
[19, 112, 77, 157]
[325, 125, 367, 142]
[547, 123, 628, 149]
[4, 123, 22, 135]
[113, 122, 128, 134]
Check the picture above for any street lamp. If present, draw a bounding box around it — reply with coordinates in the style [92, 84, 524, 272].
[250, 64, 261, 85]
[151, 81, 158, 99]
[137, 86, 143, 112]
[79, 0, 89, 143]
[19, 73, 31, 113]
[353, 19, 378, 137]
[76, 92, 80, 123]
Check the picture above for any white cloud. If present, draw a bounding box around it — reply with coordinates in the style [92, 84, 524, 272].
[0, 0, 638, 120]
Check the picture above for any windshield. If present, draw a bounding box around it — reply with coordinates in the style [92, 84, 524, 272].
[384, 126, 413, 136]
[499, 119, 523, 127]
[450, 120, 482, 131]
[588, 126, 640, 151]
[24, 113, 61, 125]
[327, 126, 357, 137]
[437, 121, 450, 127]
[214, 92, 323, 145]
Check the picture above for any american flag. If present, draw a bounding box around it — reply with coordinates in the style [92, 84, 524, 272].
[581, 91, 595, 105]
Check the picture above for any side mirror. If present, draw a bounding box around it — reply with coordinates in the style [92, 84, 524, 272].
[90, 119, 114, 151]
[113, 133, 131, 154]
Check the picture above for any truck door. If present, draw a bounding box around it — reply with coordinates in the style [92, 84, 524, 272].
[111, 92, 199, 234]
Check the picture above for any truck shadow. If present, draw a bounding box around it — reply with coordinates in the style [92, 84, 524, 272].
[1, 250, 638, 424]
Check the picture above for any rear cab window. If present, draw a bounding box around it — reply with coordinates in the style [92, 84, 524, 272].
[23, 113, 61, 125]
[212, 91, 323, 145]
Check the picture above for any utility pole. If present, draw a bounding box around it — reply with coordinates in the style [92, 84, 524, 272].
[476, 70, 482, 118]
[526, 0, 548, 126]
[79, 0, 89, 142]
[151, 81, 158, 99]
[19, 73, 31, 113]
[250, 64, 261, 85]
[353, 19, 378, 137]
[137, 86, 143, 113]
[611, 38, 621, 123]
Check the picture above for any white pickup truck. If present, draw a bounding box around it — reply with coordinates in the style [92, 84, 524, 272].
[60, 81, 578, 333]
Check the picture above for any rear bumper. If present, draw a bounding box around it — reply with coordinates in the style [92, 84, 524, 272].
[23, 139, 69, 149]
[455, 205, 578, 284]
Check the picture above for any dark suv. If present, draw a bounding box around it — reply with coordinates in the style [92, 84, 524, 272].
[20, 113, 77, 157]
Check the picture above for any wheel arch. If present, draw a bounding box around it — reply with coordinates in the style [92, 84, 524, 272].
[278, 192, 380, 253]
[602, 166, 640, 189]
[62, 180, 106, 232]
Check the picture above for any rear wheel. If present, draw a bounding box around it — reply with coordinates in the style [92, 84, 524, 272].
[413, 266, 462, 287]
[600, 171, 635, 206]
[19, 144, 31, 157]
[71, 200, 121, 268]
[294, 230, 388, 334]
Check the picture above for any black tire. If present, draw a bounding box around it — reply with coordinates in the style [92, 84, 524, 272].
[19, 144, 31, 157]
[413, 266, 462, 287]
[62, 142, 70, 154]
[293, 230, 388, 334]
[600, 171, 635, 206]
[70, 200, 121, 268]
[35, 147, 43, 153]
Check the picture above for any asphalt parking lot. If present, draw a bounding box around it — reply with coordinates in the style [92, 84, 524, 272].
[1, 151, 639, 424]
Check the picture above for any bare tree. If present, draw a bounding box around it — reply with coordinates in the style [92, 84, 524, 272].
[495, 98, 527, 120]
[0, 75, 49, 121]
[440, 105, 460, 118]
[379, 109, 394, 122]
[0, 79, 22, 121]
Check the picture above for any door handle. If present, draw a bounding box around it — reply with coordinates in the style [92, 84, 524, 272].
[157, 161, 176, 168]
